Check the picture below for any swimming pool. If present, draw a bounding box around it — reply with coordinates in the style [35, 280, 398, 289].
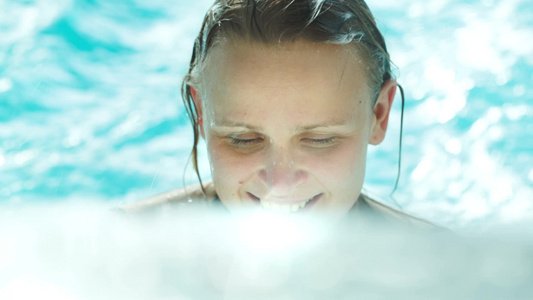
[1, 0, 532, 230]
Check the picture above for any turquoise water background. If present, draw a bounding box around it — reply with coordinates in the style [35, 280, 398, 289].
[1, 0, 532, 229]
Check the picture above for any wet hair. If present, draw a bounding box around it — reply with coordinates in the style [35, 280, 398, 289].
[181, 0, 396, 193]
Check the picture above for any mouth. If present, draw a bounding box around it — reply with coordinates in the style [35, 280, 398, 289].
[248, 192, 322, 213]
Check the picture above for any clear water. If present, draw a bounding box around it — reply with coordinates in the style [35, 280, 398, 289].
[1, 0, 532, 229]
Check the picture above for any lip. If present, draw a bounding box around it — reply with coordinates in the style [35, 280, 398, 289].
[299, 193, 321, 212]
[247, 192, 322, 206]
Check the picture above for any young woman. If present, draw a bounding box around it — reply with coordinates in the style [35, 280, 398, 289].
[121, 0, 436, 229]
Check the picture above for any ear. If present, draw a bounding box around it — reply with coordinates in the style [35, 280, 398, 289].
[369, 79, 397, 145]
[190, 86, 205, 139]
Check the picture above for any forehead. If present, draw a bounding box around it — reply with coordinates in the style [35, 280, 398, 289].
[203, 40, 367, 85]
[200, 40, 372, 127]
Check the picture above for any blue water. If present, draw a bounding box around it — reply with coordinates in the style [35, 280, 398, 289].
[1, 0, 532, 229]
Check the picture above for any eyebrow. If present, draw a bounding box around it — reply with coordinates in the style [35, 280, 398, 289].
[212, 118, 353, 132]
[212, 120, 260, 130]
[296, 119, 353, 131]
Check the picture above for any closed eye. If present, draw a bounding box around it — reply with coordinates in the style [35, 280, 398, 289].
[229, 137, 264, 147]
[302, 137, 336, 145]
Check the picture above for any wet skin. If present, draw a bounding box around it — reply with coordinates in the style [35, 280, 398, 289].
[191, 40, 396, 219]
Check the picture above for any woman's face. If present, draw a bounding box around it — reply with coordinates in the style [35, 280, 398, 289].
[193, 40, 395, 219]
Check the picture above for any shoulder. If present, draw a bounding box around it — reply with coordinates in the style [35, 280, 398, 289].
[118, 181, 218, 214]
[353, 193, 446, 231]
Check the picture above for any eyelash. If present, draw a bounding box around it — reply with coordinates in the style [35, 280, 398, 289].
[228, 137, 336, 147]
[229, 137, 264, 146]
[304, 137, 336, 145]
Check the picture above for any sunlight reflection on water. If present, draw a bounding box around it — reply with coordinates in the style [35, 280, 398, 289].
[0, 0, 531, 231]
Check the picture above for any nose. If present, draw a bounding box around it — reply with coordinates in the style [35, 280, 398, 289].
[258, 145, 307, 195]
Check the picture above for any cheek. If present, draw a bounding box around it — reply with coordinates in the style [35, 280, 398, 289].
[207, 140, 260, 184]
[306, 137, 367, 182]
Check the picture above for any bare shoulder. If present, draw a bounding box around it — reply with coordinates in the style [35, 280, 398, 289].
[358, 194, 445, 230]
[118, 181, 217, 213]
